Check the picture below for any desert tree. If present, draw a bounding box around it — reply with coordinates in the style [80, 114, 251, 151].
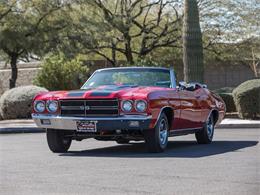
[66, 0, 182, 66]
[199, 0, 260, 77]
[0, 0, 71, 88]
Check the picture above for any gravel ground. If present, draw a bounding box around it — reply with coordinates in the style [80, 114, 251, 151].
[0, 128, 259, 195]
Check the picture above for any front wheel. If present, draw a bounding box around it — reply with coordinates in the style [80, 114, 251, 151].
[143, 113, 169, 153]
[195, 114, 215, 144]
[46, 129, 72, 153]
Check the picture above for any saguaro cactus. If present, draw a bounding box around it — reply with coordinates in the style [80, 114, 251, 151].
[183, 0, 204, 83]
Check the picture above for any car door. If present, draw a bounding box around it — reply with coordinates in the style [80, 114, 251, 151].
[168, 89, 182, 130]
[177, 87, 203, 129]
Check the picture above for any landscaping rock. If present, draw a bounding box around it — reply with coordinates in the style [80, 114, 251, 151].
[0, 85, 48, 120]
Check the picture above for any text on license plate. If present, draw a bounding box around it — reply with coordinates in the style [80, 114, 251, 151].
[76, 121, 97, 132]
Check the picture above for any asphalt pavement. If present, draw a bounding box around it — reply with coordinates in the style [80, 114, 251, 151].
[0, 128, 259, 195]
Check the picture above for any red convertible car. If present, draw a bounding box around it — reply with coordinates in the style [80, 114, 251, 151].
[32, 67, 225, 153]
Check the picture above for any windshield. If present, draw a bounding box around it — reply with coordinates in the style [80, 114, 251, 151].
[81, 68, 171, 88]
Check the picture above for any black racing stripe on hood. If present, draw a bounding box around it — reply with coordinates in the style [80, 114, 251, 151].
[89, 85, 133, 97]
[89, 91, 112, 97]
[67, 89, 93, 97]
[67, 92, 85, 97]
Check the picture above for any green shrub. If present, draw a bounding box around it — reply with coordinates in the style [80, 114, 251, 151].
[213, 87, 234, 94]
[233, 79, 260, 119]
[34, 53, 89, 90]
[213, 87, 236, 113]
[218, 93, 236, 113]
[0, 85, 48, 119]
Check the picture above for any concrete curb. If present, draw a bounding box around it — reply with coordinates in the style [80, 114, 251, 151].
[216, 124, 260, 129]
[0, 127, 44, 134]
[0, 119, 44, 134]
[216, 118, 260, 129]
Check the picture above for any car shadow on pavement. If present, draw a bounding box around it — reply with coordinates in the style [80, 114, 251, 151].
[60, 140, 258, 158]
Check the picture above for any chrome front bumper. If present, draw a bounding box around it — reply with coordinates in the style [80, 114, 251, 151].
[32, 113, 152, 131]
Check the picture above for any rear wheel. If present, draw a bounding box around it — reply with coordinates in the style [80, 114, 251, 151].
[46, 129, 72, 153]
[144, 113, 169, 153]
[195, 114, 215, 144]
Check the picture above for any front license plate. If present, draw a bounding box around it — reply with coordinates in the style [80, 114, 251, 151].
[76, 121, 97, 132]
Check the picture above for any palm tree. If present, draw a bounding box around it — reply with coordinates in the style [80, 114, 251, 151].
[183, 0, 204, 83]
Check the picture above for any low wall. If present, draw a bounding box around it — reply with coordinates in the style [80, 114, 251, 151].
[0, 62, 42, 95]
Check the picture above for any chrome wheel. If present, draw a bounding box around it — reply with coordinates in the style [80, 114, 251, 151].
[159, 118, 168, 145]
[195, 114, 215, 144]
[206, 116, 214, 138]
[144, 113, 169, 152]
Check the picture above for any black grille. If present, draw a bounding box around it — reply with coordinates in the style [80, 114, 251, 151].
[60, 99, 119, 117]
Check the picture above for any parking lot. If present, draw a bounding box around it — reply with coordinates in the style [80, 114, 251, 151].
[0, 128, 259, 195]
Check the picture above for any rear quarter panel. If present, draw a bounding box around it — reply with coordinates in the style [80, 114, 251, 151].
[210, 91, 226, 125]
[200, 89, 226, 125]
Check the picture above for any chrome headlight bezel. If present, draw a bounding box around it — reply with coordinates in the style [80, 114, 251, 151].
[46, 100, 59, 113]
[135, 100, 147, 112]
[34, 100, 45, 113]
[121, 100, 133, 112]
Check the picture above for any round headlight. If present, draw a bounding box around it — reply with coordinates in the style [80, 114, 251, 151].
[34, 101, 45, 113]
[122, 100, 133, 112]
[135, 100, 147, 112]
[47, 100, 59, 113]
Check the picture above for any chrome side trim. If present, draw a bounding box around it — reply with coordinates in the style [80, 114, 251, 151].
[169, 127, 202, 136]
[170, 127, 202, 133]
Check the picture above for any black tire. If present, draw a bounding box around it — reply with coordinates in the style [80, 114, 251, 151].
[116, 138, 130, 144]
[46, 129, 72, 153]
[195, 114, 215, 144]
[143, 113, 169, 153]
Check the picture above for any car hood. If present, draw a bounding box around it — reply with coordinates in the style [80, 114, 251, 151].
[34, 85, 171, 100]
